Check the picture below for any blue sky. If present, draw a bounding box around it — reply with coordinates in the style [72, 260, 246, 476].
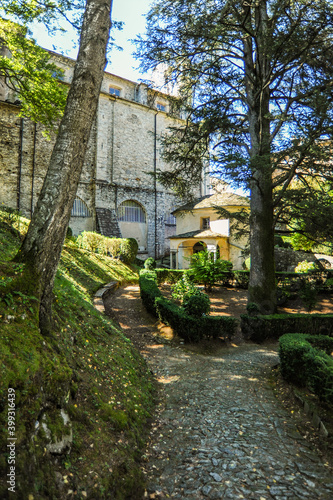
[32, 0, 151, 82]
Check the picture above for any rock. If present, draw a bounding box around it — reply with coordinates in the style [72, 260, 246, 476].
[41, 409, 73, 454]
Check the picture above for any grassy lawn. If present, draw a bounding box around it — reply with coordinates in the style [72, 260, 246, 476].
[0, 210, 155, 499]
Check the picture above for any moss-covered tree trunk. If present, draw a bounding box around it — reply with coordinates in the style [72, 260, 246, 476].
[244, 0, 277, 314]
[15, 0, 113, 334]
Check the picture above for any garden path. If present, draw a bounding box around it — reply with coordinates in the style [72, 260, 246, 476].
[104, 285, 333, 499]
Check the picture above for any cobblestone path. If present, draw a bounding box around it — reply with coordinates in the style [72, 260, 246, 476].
[104, 285, 333, 499]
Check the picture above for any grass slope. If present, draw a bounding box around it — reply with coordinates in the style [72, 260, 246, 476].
[0, 210, 155, 499]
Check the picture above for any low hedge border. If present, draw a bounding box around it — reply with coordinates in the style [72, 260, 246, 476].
[279, 333, 333, 404]
[241, 313, 333, 343]
[139, 270, 237, 342]
[155, 269, 185, 284]
[154, 268, 333, 291]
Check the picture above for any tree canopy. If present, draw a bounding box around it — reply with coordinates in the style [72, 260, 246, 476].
[0, 0, 86, 127]
[136, 0, 333, 313]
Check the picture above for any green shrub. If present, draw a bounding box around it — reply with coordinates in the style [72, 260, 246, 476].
[138, 270, 161, 316]
[155, 296, 236, 342]
[279, 333, 333, 404]
[120, 238, 138, 264]
[103, 237, 122, 258]
[171, 271, 197, 301]
[139, 270, 236, 342]
[77, 231, 104, 253]
[241, 313, 333, 342]
[295, 260, 317, 273]
[144, 257, 157, 270]
[299, 281, 318, 311]
[233, 270, 250, 289]
[188, 251, 233, 291]
[155, 269, 184, 284]
[77, 232, 138, 263]
[182, 291, 210, 317]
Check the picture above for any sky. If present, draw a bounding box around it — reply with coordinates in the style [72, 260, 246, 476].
[31, 0, 152, 82]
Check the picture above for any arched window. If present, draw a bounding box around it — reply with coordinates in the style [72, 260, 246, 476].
[71, 197, 91, 217]
[117, 200, 146, 223]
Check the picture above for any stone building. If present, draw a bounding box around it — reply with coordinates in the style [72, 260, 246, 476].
[0, 50, 207, 259]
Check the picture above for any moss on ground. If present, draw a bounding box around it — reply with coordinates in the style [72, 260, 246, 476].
[0, 210, 155, 499]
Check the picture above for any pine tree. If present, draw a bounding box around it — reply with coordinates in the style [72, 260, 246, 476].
[136, 0, 333, 313]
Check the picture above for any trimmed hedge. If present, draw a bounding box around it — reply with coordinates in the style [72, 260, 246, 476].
[155, 269, 184, 284]
[241, 313, 333, 343]
[279, 333, 333, 404]
[155, 296, 236, 342]
[139, 271, 161, 316]
[139, 270, 237, 342]
[76, 232, 138, 264]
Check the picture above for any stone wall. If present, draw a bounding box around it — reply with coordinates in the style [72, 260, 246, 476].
[0, 55, 193, 258]
[274, 247, 317, 272]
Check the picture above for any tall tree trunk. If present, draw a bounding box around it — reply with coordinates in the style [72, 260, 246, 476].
[15, 0, 113, 334]
[244, 0, 277, 314]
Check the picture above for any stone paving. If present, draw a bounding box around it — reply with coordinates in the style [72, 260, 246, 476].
[142, 344, 333, 499]
[104, 285, 333, 499]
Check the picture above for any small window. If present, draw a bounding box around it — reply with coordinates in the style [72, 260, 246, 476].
[109, 87, 121, 97]
[71, 197, 91, 217]
[165, 213, 176, 225]
[157, 103, 166, 112]
[118, 200, 146, 223]
[201, 217, 210, 230]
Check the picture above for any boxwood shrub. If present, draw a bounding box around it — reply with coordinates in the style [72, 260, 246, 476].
[139, 270, 237, 342]
[138, 270, 161, 316]
[76, 232, 138, 263]
[155, 269, 184, 284]
[155, 296, 236, 342]
[241, 313, 333, 343]
[279, 333, 333, 404]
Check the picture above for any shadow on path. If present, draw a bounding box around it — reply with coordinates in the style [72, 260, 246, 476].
[104, 285, 333, 499]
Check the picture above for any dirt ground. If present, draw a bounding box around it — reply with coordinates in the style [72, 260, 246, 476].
[159, 284, 333, 318]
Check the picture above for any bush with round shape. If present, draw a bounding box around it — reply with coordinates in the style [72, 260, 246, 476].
[144, 257, 157, 270]
[182, 291, 210, 318]
[120, 238, 138, 264]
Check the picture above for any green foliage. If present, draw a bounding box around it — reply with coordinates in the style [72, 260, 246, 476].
[182, 290, 210, 318]
[295, 260, 317, 273]
[137, 0, 333, 312]
[299, 281, 318, 311]
[139, 269, 236, 342]
[0, 214, 153, 499]
[171, 271, 196, 301]
[233, 270, 250, 289]
[76, 232, 138, 264]
[119, 238, 138, 265]
[155, 295, 236, 342]
[138, 270, 162, 316]
[279, 333, 333, 404]
[144, 257, 157, 270]
[188, 251, 233, 291]
[77, 231, 104, 253]
[241, 313, 333, 343]
[0, 18, 68, 128]
[155, 268, 184, 284]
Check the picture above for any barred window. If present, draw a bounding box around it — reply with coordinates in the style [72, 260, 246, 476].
[118, 200, 146, 223]
[71, 198, 91, 217]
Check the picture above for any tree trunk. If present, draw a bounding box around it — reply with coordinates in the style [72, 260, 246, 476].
[15, 0, 113, 334]
[244, 0, 277, 314]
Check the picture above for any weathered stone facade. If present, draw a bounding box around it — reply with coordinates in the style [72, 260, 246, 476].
[0, 51, 205, 258]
